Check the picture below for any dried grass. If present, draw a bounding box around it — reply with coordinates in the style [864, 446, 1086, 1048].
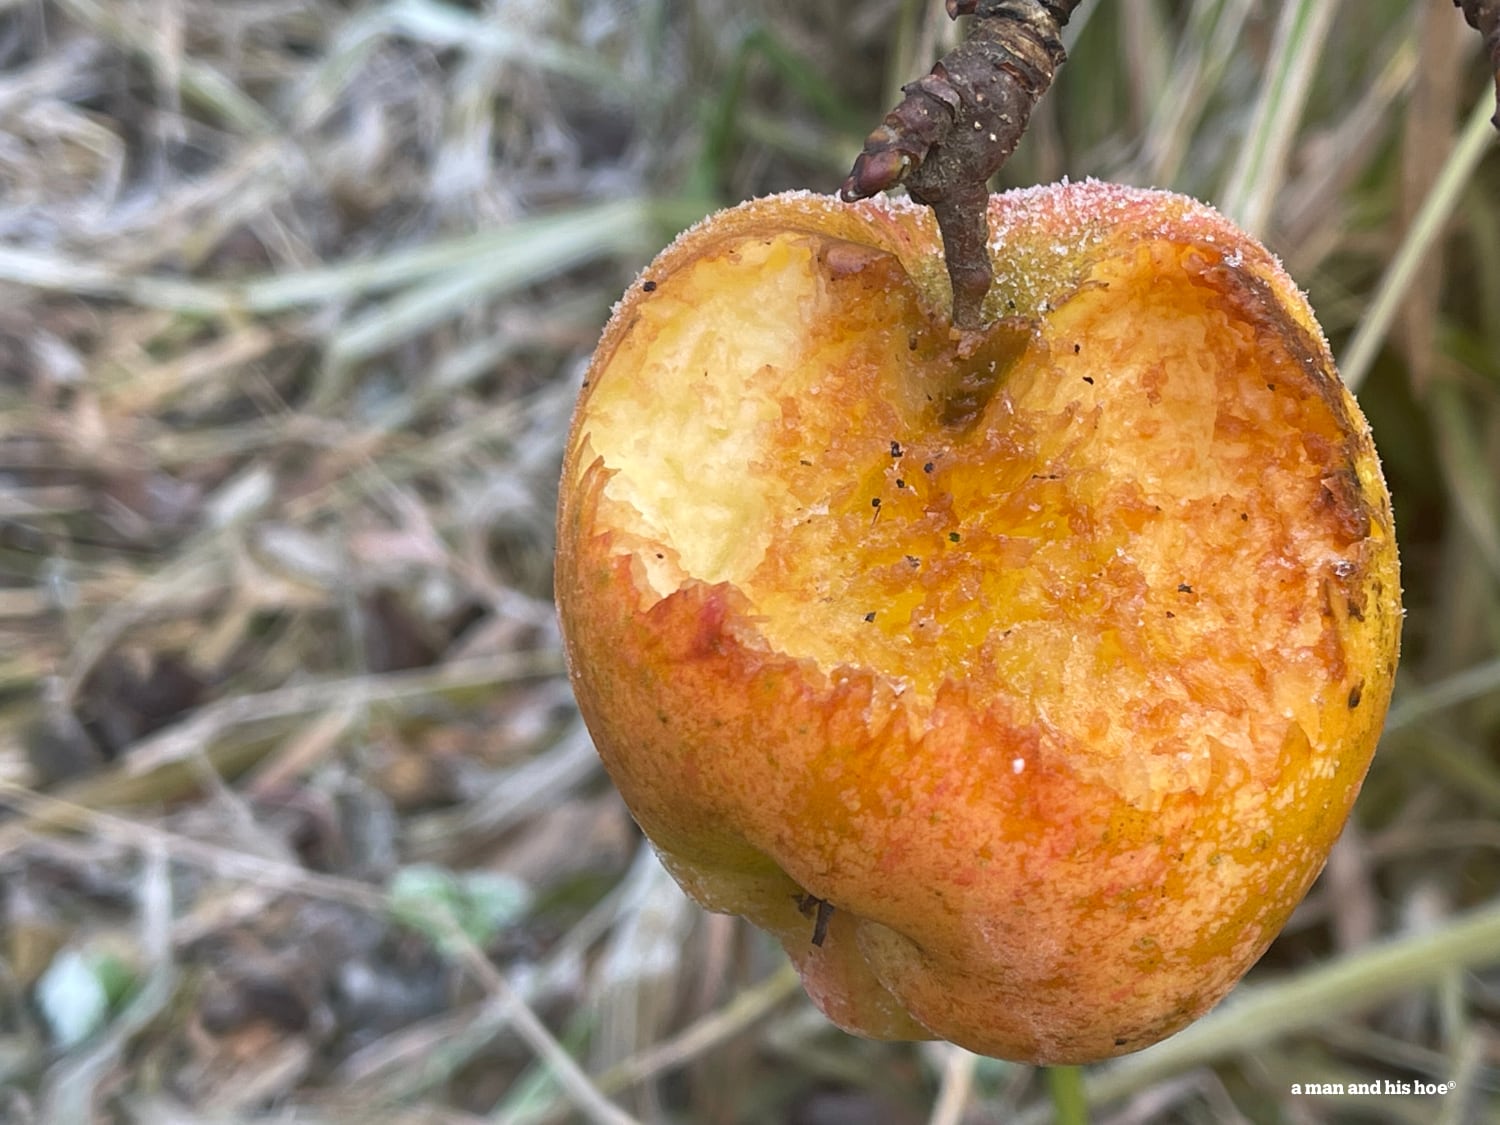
[0, 1, 1498, 1122]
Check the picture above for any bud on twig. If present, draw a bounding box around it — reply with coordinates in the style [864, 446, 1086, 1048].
[841, 2, 1083, 330]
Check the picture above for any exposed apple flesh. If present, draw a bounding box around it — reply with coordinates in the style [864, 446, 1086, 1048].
[555, 182, 1401, 1063]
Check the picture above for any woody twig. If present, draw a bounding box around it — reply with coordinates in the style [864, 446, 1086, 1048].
[841, 1, 1083, 331]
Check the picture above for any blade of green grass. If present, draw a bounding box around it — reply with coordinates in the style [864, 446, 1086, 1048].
[1427, 383, 1500, 581]
[1385, 654, 1500, 732]
[1341, 88, 1499, 389]
[1218, 0, 1341, 236]
[0, 198, 687, 329]
[315, 198, 672, 402]
[1140, 0, 1257, 188]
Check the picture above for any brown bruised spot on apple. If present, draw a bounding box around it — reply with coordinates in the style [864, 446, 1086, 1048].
[554, 181, 1401, 1064]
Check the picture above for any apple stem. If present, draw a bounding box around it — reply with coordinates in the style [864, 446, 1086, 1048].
[923, 186, 992, 331]
[839, 1, 1083, 330]
[1456, 0, 1500, 127]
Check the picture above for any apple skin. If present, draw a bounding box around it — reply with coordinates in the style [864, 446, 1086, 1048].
[554, 182, 1401, 1064]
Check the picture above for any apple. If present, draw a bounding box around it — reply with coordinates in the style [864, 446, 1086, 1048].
[553, 181, 1401, 1063]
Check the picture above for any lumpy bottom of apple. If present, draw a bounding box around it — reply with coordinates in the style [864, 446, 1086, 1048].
[580, 226, 1369, 807]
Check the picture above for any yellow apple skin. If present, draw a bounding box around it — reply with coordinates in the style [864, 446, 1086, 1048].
[554, 182, 1401, 1064]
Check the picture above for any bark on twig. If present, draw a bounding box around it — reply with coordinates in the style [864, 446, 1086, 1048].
[841, 1, 1083, 330]
[1456, 0, 1500, 127]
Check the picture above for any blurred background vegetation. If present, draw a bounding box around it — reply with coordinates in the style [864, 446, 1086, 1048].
[0, 0, 1498, 1122]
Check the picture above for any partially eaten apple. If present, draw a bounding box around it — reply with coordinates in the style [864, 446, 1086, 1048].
[554, 181, 1401, 1064]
